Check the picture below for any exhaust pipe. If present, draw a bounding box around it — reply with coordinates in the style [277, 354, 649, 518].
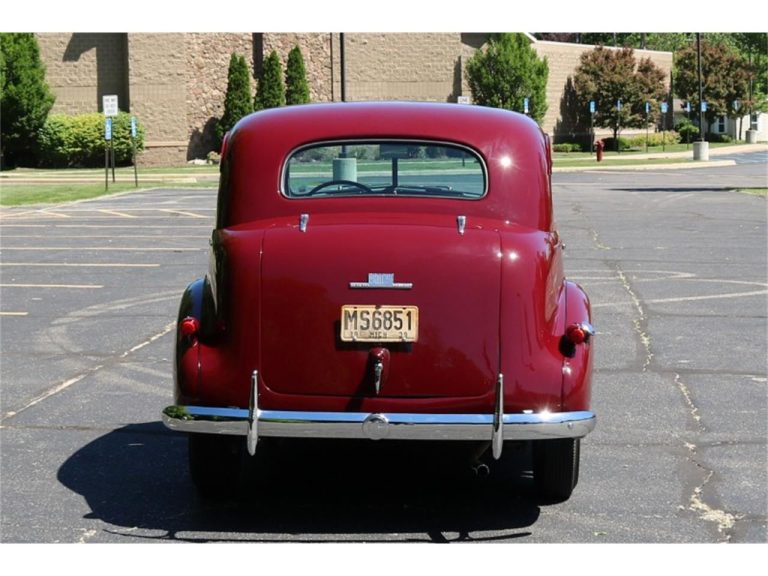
[471, 462, 490, 477]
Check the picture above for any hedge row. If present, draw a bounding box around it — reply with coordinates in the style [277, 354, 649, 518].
[37, 112, 144, 168]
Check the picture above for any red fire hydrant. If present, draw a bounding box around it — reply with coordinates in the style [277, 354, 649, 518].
[596, 139, 604, 162]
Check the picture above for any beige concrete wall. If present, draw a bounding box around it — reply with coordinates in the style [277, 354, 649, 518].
[126, 34, 188, 164]
[37, 33, 128, 115]
[533, 40, 673, 136]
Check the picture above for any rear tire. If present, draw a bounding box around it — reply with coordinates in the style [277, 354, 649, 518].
[533, 438, 580, 502]
[188, 434, 244, 499]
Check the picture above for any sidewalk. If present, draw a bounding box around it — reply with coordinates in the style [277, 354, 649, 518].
[1, 144, 766, 184]
[553, 142, 767, 172]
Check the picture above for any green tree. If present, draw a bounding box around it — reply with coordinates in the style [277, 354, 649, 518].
[217, 53, 253, 142]
[674, 40, 751, 128]
[254, 50, 285, 110]
[1, 33, 55, 168]
[573, 46, 666, 141]
[285, 45, 310, 105]
[465, 33, 549, 124]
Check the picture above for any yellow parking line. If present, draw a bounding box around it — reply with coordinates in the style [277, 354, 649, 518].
[0, 312, 28, 316]
[159, 209, 208, 218]
[98, 209, 138, 218]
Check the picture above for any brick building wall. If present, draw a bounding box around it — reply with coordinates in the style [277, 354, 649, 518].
[35, 33, 672, 166]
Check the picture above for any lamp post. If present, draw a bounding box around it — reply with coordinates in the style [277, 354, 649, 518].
[693, 33, 709, 161]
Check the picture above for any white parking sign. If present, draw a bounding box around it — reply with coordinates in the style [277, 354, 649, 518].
[103, 95, 119, 117]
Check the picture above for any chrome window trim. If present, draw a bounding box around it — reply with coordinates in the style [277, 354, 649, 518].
[280, 138, 488, 201]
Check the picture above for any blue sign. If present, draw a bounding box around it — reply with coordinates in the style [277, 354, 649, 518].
[701, 101, 708, 112]
[661, 102, 668, 114]
[105, 117, 112, 141]
[589, 100, 596, 114]
[686, 102, 691, 113]
[523, 97, 529, 114]
[616, 99, 622, 111]
[130, 116, 137, 139]
[645, 102, 650, 114]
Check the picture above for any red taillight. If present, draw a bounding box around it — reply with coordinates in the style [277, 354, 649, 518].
[180, 316, 200, 338]
[565, 322, 594, 345]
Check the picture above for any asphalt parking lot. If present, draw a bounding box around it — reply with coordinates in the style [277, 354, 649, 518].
[0, 160, 766, 543]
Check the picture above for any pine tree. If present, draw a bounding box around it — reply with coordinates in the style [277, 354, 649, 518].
[217, 53, 253, 142]
[1, 33, 55, 168]
[254, 50, 285, 110]
[465, 33, 549, 124]
[285, 45, 310, 105]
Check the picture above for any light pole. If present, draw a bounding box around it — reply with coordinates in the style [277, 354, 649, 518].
[693, 33, 709, 161]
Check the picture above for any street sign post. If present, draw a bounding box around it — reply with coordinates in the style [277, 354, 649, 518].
[104, 118, 112, 190]
[103, 96, 118, 186]
[589, 101, 596, 154]
[645, 102, 650, 152]
[130, 116, 139, 187]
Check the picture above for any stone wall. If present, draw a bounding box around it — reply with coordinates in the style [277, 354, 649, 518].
[185, 33, 255, 159]
[262, 33, 334, 103]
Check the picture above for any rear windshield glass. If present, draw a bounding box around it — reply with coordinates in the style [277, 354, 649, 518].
[283, 141, 486, 199]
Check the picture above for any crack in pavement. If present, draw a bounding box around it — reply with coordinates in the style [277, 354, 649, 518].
[614, 266, 653, 372]
[674, 372, 743, 541]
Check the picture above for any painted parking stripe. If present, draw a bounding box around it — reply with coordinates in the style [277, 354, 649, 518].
[0, 283, 103, 289]
[0, 312, 29, 317]
[1, 247, 201, 252]
[158, 209, 208, 218]
[98, 209, 138, 218]
[0, 262, 160, 268]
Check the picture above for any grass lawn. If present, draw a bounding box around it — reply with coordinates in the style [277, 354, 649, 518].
[736, 188, 767, 197]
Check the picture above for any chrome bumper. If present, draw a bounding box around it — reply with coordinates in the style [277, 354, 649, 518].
[163, 372, 595, 460]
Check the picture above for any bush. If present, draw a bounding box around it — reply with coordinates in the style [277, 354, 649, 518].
[676, 119, 700, 142]
[465, 33, 549, 124]
[254, 50, 285, 110]
[552, 143, 583, 153]
[708, 133, 733, 143]
[38, 112, 145, 168]
[602, 136, 631, 151]
[1, 33, 56, 168]
[217, 53, 253, 142]
[285, 46, 310, 105]
[625, 131, 681, 148]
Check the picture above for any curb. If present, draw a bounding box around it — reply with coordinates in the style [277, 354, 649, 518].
[554, 159, 737, 173]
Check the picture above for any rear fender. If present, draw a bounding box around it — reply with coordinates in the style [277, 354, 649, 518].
[560, 280, 593, 411]
[174, 277, 218, 404]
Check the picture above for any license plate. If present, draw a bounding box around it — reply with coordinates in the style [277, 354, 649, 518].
[341, 305, 418, 342]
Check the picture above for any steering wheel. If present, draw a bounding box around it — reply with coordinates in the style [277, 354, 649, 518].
[307, 180, 373, 196]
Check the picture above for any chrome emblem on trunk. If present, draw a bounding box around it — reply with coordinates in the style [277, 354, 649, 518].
[349, 273, 413, 290]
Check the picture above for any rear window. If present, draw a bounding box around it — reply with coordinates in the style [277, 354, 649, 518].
[283, 141, 486, 199]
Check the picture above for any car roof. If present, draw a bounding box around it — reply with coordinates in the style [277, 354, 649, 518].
[221, 102, 553, 230]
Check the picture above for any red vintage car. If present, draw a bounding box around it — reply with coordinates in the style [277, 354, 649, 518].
[162, 101, 595, 502]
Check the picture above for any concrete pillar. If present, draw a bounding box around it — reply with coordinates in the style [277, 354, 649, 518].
[693, 141, 709, 161]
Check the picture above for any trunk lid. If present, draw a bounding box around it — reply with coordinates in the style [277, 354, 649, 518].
[260, 218, 501, 399]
